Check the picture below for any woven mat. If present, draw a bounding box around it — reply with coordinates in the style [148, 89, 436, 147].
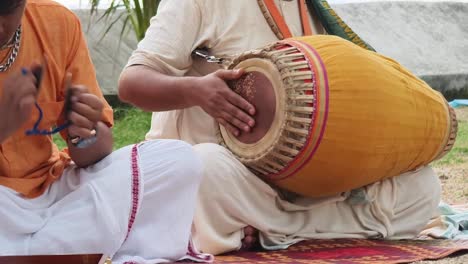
[182, 239, 468, 264]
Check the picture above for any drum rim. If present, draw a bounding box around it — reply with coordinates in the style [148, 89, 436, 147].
[434, 104, 458, 160]
[218, 39, 326, 178]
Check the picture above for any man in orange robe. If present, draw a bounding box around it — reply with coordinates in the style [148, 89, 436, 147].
[0, 1, 209, 263]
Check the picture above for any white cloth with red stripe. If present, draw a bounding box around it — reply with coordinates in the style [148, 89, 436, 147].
[0, 140, 212, 263]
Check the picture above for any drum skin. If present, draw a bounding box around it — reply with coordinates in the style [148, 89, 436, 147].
[221, 35, 457, 198]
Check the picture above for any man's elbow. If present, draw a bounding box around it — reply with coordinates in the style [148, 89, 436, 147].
[118, 68, 137, 104]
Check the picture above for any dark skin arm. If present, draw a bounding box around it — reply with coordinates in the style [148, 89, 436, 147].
[67, 121, 113, 168]
[119, 65, 256, 136]
[64, 84, 113, 168]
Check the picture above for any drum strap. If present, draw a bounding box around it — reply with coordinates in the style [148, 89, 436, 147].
[304, 0, 376, 51]
[258, 0, 312, 39]
[299, 0, 313, 36]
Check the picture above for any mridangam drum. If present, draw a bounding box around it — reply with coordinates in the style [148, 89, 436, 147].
[219, 35, 457, 198]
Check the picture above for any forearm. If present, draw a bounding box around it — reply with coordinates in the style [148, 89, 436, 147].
[67, 121, 113, 168]
[119, 65, 200, 112]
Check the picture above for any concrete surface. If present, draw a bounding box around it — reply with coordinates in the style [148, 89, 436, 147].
[332, 1, 468, 99]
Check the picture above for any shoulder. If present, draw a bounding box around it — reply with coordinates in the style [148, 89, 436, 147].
[24, 1, 86, 68]
[25, 0, 83, 48]
[27, 0, 73, 12]
[26, 0, 81, 27]
[158, 0, 203, 12]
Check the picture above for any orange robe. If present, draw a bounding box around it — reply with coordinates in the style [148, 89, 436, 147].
[0, 0, 113, 198]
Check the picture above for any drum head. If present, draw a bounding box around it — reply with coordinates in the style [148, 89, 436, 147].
[229, 71, 276, 144]
[220, 58, 287, 161]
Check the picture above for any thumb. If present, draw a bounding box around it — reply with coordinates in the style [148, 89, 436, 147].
[215, 69, 244, 81]
[30, 62, 44, 89]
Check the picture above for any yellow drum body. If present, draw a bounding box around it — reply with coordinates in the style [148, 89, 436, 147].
[220, 35, 457, 197]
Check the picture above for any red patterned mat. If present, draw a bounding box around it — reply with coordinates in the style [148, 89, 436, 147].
[183, 239, 468, 264]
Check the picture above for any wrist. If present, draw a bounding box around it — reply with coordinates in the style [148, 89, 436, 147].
[180, 76, 203, 107]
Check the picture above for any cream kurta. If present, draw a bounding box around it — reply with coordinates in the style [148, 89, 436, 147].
[128, 0, 325, 144]
[126, 0, 441, 255]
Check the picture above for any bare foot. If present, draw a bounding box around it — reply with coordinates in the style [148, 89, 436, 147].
[241, 226, 259, 251]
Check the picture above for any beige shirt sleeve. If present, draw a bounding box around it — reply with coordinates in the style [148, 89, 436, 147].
[125, 0, 205, 76]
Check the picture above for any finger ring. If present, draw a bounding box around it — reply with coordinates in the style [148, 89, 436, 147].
[69, 128, 98, 148]
[70, 135, 81, 145]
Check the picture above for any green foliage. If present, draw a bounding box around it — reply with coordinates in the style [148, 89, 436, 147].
[89, 0, 161, 41]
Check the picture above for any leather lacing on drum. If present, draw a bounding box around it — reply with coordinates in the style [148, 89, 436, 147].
[219, 43, 318, 176]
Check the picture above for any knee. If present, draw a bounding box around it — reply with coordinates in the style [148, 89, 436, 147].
[193, 143, 234, 173]
[389, 166, 442, 238]
[176, 142, 204, 183]
[193, 143, 228, 160]
[407, 166, 441, 207]
[138, 140, 204, 184]
[192, 143, 247, 199]
[397, 166, 441, 211]
[192, 143, 226, 183]
[170, 141, 204, 184]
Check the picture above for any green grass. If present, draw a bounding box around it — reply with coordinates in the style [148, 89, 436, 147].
[433, 120, 468, 166]
[53, 107, 152, 150]
[112, 107, 152, 149]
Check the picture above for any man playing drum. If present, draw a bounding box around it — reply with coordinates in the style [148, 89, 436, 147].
[0, 1, 210, 262]
[120, 0, 443, 255]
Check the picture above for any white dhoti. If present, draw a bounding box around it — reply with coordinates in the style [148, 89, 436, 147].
[192, 143, 441, 255]
[0, 140, 209, 264]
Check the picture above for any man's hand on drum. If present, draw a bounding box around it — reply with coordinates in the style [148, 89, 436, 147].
[193, 69, 256, 136]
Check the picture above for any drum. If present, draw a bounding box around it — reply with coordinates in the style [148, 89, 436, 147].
[219, 35, 457, 197]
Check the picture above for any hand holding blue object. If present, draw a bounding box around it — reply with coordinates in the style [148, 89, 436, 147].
[0, 63, 43, 142]
[25, 56, 70, 136]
